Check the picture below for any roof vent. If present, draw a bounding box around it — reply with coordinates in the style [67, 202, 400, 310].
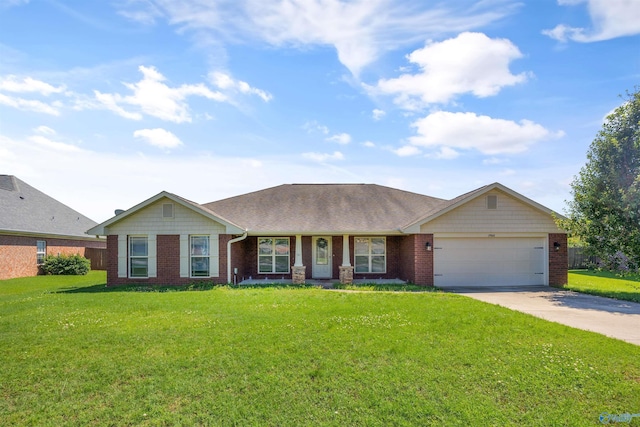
[0, 175, 17, 192]
[114, 209, 125, 216]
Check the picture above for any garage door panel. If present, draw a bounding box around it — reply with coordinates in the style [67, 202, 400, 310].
[434, 237, 546, 287]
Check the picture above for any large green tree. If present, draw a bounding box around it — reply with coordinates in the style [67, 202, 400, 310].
[563, 88, 640, 272]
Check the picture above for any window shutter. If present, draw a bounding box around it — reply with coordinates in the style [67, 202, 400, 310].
[210, 234, 219, 277]
[180, 235, 189, 278]
[148, 234, 157, 278]
[118, 235, 127, 278]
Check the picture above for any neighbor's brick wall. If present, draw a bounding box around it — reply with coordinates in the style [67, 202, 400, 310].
[549, 233, 568, 287]
[0, 234, 106, 280]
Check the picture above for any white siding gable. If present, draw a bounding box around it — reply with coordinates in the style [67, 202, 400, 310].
[106, 198, 226, 236]
[420, 189, 561, 234]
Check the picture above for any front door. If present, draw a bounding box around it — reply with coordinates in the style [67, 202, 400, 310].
[312, 236, 332, 279]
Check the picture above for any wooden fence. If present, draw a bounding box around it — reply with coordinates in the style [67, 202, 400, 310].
[568, 247, 599, 269]
[85, 247, 107, 271]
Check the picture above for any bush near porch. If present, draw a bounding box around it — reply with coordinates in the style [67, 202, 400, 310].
[1, 271, 639, 426]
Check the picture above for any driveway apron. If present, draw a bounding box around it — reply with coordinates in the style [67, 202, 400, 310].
[446, 286, 640, 346]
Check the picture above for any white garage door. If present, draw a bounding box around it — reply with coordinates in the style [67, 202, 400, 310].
[434, 237, 546, 287]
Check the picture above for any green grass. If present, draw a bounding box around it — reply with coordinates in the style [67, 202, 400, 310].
[567, 270, 640, 303]
[2, 272, 639, 426]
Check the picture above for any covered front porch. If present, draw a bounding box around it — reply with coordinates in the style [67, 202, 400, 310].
[229, 233, 432, 286]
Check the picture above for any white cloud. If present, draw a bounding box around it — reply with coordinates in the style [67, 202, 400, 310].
[28, 135, 82, 152]
[483, 157, 509, 165]
[93, 65, 227, 123]
[543, 0, 640, 42]
[0, 132, 575, 223]
[0, 93, 61, 115]
[302, 121, 330, 135]
[33, 125, 56, 135]
[0, 75, 65, 95]
[133, 128, 183, 150]
[362, 141, 375, 148]
[393, 145, 421, 157]
[326, 132, 351, 145]
[372, 108, 386, 121]
[429, 146, 459, 160]
[302, 151, 345, 162]
[408, 111, 563, 155]
[116, 0, 518, 76]
[209, 71, 272, 102]
[371, 32, 528, 109]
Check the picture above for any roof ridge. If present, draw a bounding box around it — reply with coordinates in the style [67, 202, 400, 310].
[0, 175, 18, 192]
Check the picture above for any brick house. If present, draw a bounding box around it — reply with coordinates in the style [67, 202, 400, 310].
[88, 182, 567, 288]
[0, 175, 106, 280]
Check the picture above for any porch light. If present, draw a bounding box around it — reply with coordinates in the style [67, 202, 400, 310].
[425, 241, 432, 251]
[554, 242, 561, 251]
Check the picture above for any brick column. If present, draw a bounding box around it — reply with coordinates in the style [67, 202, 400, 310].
[292, 266, 306, 284]
[339, 265, 353, 284]
[549, 233, 568, 287]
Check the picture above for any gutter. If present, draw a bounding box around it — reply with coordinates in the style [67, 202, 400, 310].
[227, 231, 248, 284]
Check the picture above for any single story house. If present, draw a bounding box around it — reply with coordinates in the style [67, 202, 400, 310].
[0, 175, 106, 280]
[88, 182, 567, 288]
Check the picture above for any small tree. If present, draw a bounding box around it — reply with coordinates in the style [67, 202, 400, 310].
[561, 88, 640, 272]
[42, 254, 91, 275]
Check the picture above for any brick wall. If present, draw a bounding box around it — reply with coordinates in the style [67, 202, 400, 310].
[398, 234, 433, 286]
[107, 234, 232, 286]
[0, 234, 106, 280]
[549, 233, 568, 287]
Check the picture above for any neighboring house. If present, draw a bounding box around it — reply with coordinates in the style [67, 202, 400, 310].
[88, 182, 568, 288]
[0, 175, 106, 280]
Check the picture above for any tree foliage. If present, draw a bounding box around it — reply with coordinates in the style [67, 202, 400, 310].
[561, 88, 640, 272]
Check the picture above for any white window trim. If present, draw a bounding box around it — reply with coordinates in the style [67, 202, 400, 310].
[36, 240, 46, 265]
[190, 235, 211, 278]
[129, 235, 149, 278]
[354, 236, 387, 274]
[258, 237, 291, 274]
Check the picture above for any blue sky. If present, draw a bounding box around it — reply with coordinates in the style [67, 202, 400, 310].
[0, 0, 638, 223]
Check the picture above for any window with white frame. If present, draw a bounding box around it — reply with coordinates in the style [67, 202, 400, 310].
[36, 240, 46, 265]
[258, 238, 290, 273]
[129, 236, 148, 278]
[190, 235, 210, 277]
[355, 237, 386, 273]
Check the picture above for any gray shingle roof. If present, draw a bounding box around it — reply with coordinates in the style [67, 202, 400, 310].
[0, 175, 98, 238]
[203, 184, 449, 233]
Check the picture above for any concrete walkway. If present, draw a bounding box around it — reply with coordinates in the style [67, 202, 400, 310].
[446, 286, 640, 346]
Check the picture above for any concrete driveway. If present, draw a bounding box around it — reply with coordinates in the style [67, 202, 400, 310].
[446, 286, 640, 346]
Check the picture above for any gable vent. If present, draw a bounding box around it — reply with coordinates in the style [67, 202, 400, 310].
[487, 195, 498, 210]
[162, 203, 174, 218]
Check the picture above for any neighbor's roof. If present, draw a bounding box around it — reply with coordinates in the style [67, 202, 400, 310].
[203, 184, 450, 234]
[0, 175, 98, 239]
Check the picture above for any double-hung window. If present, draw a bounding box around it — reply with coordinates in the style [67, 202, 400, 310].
[355, 237, 386, 273]
[258, 238, 290, 273]
[190, 235, 210, 277]
[129, 236, 148, 278]
[36, 240, 46, 265]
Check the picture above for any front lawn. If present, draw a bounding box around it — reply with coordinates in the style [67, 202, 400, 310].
[1, 272, 639, 426]
[567, 270, 640, 303]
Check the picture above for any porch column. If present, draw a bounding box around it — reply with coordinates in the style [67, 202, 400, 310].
[341, 234, 351, 266]
[292, 234, 306, 284]
[294, 234, 303, 266]
[339, 234, 354, 284]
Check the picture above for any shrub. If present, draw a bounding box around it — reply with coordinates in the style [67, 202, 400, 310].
[42, 254, 91, 275]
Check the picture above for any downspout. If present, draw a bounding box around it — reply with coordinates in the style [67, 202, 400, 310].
[227, 231, 248, 284]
